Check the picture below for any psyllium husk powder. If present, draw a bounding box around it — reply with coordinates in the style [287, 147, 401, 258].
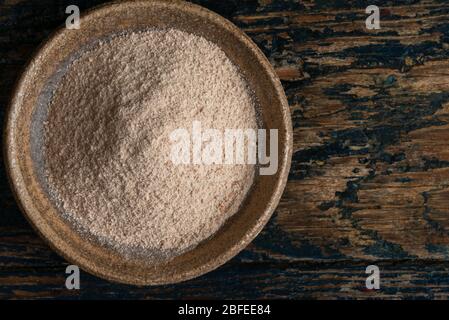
[42, 29, 258, 261]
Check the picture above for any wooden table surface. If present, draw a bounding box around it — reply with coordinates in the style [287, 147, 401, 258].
[2, 0, 449, 299]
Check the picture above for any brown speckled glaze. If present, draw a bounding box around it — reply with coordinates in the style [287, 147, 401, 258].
[3, 0, 292, 285]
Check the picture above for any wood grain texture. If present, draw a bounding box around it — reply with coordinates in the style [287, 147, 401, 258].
[2, 0, 449, 299]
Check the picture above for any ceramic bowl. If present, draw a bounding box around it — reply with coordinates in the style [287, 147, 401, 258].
[4, 0, 292, 285]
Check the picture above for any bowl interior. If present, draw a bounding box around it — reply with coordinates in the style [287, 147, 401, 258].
[5, 0, 292, 285]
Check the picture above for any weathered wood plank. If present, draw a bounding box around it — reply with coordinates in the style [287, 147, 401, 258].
[233, 0, 449, 260]
[2, 260, 449, 299]
[3, 0, 449, 298]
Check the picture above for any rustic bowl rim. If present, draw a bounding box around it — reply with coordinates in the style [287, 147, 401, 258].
[3, 0, 293, 285]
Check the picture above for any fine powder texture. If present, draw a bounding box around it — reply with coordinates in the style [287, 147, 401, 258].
[43, 29, 258, 261]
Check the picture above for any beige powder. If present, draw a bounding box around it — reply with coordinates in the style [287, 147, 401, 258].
[43, 29, 258, 261]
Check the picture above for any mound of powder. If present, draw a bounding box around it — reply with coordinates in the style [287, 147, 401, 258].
[42, 29, 258, 261]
